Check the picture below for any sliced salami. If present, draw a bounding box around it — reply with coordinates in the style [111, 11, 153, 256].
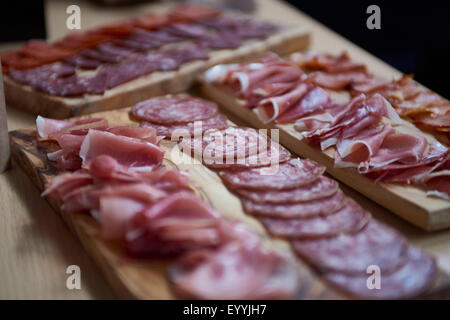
[293, 220, 409, 274]
[219, 158, 326, 190]
[241, 190, 346, 218]
[140, 114, 228, 138]
[260, 199, 371, 239]
[323, 246, 436, 299]
[179, 126, 290, 169]
[131, 96, 218, 124]
[235, 176, 339, 203]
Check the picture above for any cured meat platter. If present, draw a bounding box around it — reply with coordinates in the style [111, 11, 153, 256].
[2, 4, 309, 119]
[8, 94, 450, 299]
[197, 54, 450, 231]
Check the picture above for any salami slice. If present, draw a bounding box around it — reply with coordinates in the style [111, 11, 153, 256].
[235, 176, 339, 203]
[140, 114, 228, 138]
[219, 158, 326, 190]
[241, 190, 346, 218]
[260, 199, 371, 239]
[179, 126, 290, 169]
[131, 96, 218, 124]
[293, 220, 409, 274]
[204, 143, 291, 169]
[323, 246, 437, 299]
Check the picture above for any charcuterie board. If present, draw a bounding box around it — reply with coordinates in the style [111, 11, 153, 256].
[9, 108, 336, 299]
[3, 5, 309, 119]
[8, 105, 450, 299]
[196, 79, 450, 232]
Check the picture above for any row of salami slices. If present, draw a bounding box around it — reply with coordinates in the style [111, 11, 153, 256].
[5, 6, 277, 97]
[205, 54, 450, 201]
[130, 95, 437, 299]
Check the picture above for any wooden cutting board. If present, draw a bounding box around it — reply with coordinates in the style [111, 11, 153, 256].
[9, 108, 337, 299]
[196, 80, 450, 232]
[3, 4, 309, 119]
[8, 106, 450, 299]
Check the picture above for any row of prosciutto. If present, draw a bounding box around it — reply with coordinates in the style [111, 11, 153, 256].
[290, 51, 450, 144]
[6, 7, 277, 97]
[205, 54, 450, 200]
[129, 95, 436, 299]
[38, 114, 302, 300]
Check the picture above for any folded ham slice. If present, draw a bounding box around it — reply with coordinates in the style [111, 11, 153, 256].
[171, 240, 301, 300]
[79, 130, 164, 169]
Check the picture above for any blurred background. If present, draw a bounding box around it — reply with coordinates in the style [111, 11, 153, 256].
[0, 0, 449, 97]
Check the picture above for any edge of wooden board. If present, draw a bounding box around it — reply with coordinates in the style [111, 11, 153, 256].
[4, 26, 310, 119]
[8, 109, 340, 300]
[196, 80, 450, 232]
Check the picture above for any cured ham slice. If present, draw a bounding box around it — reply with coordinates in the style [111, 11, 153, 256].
[256, 82, 311, 123]
[293, 221, 409, 274]
[234, 176, 339, 203]
[323, 246, 436, 299]
[126, 192, 222, 257]
[36, 116, 107, 140]
[106, 126, 160, 145]
[362, 131, 428, 171]
[171, 241, 300, 300]
[261, 199, 371, 239]
[309, 71, 369, 90]
[79, 130, 164, 169]
[290, 51, 367, 74]
[99, 197, 145, 240]
[241, 191, 346, 219]
[219, 158, 325, 190]
[244, 82, 297, 109]
[140, 114, 228, 138]
[131, 96, 218, 124]
[335, 124, 394, 165]
[275, 87, 331, 124]
[43, 171, 93, 200]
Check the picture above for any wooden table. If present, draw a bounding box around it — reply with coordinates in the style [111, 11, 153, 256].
[1, 0, 449, 299]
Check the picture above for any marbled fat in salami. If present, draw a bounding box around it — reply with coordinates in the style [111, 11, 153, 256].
[260, 199, 371, 239]
[323, 246, 437, 299]
[234, 176, 339, 203]
[131, 96, 218, 124]
[219, 158, 326, 190]
[242, 190, 346, 218]
[293, 220, 409, 274]
[140, 114, 228, 138]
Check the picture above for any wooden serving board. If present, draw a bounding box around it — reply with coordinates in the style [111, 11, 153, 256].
[9, 108, 339, 300]
[196, 80, 450, 232]
[9, 106, 450, 299]
[3, 10, 309, 119]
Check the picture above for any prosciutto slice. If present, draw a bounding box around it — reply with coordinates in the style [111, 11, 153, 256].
[171, 241, 300, 300]
[36, 116, 107, 140]
[79, 130, 164, 169]
[256, 82, 311, 123]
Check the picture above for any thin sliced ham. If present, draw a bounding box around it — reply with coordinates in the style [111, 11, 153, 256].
[36, 116, 107, 140]
[256, 82, 311, 123]
[275, 87, 330, 124]
[171, 241, 300, 300]
[79, 130, 164, 169]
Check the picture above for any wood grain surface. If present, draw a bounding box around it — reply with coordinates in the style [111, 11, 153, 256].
[1, 0, 450, 299]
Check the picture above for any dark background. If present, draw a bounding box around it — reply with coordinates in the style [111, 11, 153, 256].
[0, 0, 449, 97]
